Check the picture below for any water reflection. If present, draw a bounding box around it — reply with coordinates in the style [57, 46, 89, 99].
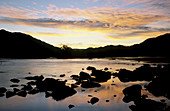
[0, 59, 169, 111]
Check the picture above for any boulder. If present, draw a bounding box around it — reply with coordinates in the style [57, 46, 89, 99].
[10, 78, 20, 83]
[6, 91, 15, 98]
[90, 97, 99, 105]
[17, 90, 27, 97]
[0, 87, 7, 93]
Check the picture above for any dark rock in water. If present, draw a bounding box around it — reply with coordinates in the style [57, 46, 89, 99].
[129, 98, 166, 111]
[60, 74, 65, 77]
[10, 78, 20, 83]
[45, 91, 52, 98]
[106, 100, 109, 102]
[79, 71, 91, 82]
[145, 64, 170, 99]
[113, 95, 117, 97]
[81, 81, 101, 88]
[104, 67, 109, 71]
[70, 75, 79, 81]
[71, 84, 78, 88]
[91, 70, 111, 82]
[87, 66, 96, 71]
[123, 85, 142, 103]
[6, 91, 15, 98]
[13, 88, 20, 93]
[88, 95, 93, 97]
[28, 88, 39, 95]
[25, 75, 44, 81]
[0, 93, 4, 97]
[0, 87, 7, 93]
[117, 64, 161, 82]
[17, 90, 27, 97]
[36, 78, 66, 91]
[90, 97, 99, 105]
[27, 81, 36, 85]
[68, 104, 75, 109]
[21, 84, 33, 91]
[10, 84, 19, 87]
[51, 86, 77, 101]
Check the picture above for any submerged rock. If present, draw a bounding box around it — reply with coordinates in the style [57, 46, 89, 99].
[10, 78, 20, 83]
[6, 91, 15, 98]
[17, 90, 27, 97]
[0, 87, 7, 93]
[81, 81, 101, 88]
[123, 85, 142, 103]
[25, 75, 44, 81]
[68, 104, 75, 109]
[90, 97, 99, 105]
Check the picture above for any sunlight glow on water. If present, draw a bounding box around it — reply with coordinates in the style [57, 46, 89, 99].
[0, 59, 168, 111]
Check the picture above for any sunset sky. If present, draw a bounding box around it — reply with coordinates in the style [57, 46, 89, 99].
[0, 0, 170, 49]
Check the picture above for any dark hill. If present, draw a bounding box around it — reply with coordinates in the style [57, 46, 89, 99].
[131, 33, 170, 56]
[0, 29, 61, 58]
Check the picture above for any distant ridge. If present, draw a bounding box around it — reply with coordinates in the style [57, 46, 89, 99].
[0, 29, 61, 58]
[0, 29, 169, 58]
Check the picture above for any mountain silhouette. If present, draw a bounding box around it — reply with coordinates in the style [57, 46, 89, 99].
[0, 29, 61, 58]
[0, 29, 169, 59]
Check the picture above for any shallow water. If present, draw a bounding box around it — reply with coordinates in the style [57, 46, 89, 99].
[0, 59, 168, 111]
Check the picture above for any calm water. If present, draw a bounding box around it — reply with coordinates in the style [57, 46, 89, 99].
[0, 59, 168, 111]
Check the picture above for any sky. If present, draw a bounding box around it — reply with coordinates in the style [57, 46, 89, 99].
[0, 0, 170, 49]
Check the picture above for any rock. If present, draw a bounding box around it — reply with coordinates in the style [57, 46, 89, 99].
[60, 74, 65, 77]
[79, 71, 91, 82]
[106, 100, 109, 102]
[70, 75, 79, 81]
[104, 67, 109, 71]
[21, 84, 33, 91]
[10, 84, 19, 87]
[68, 104, 75, 109]
[0, 87, 7, 93]
[25, 75, 44, 81]
[17, 90, 27, 97]
[90, 97, 99, 105]
[87, 66, 96, 71]
[10, 78, 20, 83]
[88, 95, 93, 97]
[0, 93, 4, 97]
[13, 88, 20, 93]
[71, 84, 78, 88]
[6, 91, 15, 98]
[129, 98, 166, 111]
[81, 81, 101, 88]
[28, 88, 39, 95]
[123, 85, 142, 103]
[113, 95, 117, 97]
[91, 70, 111, 82]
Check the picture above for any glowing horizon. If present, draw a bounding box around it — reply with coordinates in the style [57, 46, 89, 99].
[0, 0, 170, 49]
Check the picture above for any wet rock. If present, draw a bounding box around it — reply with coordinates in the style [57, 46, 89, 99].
[10, 78, 20, 83]
[104, 67, 109, 71]
[81, 81, 101, 88]
[6, 91, 15, 98]
[68, 104, 75, 109]
[60, 74, 65, 77]
[106, 100, 109, 102]
[13, 88, 20, 93]
[90, 97, 99, 105]
[88, 95, 93, 97]
[70, 75, 79, 81]
[145, 64, 170, 99]
[71, 84, 78, 88]
[45, 91, 52, 98]
[27, 81, 36, 85]
[17, 90, 27, 97]
[87, 66, 96, 71]
[25, 75, 44, 81]
[28, 88, 39, 95]
[123, 85, 142, 103]
[0, 87, 7, 93]
[129, 98, 166, 111]
[91, 70, 111, 82]
[79, 71, 91, 82]
[113, 95, 117, 97]
[21, 84, 33, 91]
[0, 93, 4, 97]
[51, 86, 77, 101]
[117, 64, 160, 82]
[10, 84, 19, 87]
